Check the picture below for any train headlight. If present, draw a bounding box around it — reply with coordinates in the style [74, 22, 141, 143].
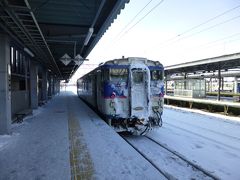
[110, 92, 116, 99]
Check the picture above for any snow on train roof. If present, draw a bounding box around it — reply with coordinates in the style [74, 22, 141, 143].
[103, 57, 163, 67]
[77, 57, 163, 80]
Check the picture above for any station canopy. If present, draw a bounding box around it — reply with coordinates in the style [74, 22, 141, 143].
[165, 52, 240, 76]
[0, 0, 129, 80]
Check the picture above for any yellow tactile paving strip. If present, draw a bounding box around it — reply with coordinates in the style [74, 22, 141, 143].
[68, 110, 94, 180]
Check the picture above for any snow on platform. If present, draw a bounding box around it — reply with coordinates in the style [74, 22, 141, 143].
[0, 91, 165, 180]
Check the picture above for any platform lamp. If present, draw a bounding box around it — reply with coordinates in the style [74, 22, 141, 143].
[24, 47, 34, 57]
[84, 28, 94, 46]
[60, 53, 72, 66]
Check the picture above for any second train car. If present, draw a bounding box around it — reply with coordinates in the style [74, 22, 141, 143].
[77, 57, 164, 135]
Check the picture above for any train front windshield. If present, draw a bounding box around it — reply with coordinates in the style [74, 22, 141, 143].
[151, 70, 163, 81]
[132, 71, 144, 84]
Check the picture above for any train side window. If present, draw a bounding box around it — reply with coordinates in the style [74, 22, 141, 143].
[101, 69, 109, 82]
[110, 68, 128, 81]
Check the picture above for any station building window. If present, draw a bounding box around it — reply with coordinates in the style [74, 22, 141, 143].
[19, 79, 26, 90]
[10, 47, 16, 73]
[10, 46, 30, 76]
[11, 77, 26, 91]
[10, 45, 31, 92]
[16, 50, 19, 74]
[19, 53, 23, 74]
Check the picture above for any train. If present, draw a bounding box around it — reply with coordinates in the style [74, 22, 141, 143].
[77, 57, 164, 135]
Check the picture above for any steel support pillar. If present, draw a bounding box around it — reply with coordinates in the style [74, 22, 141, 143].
[24, 56, 30, 107]
[221, 77, 224, 90]
[217, 66, 221, 101]
[56, 80, 60, 94]
[234, 77, 238, 94]
[184, 73, 187, 90]
[165, 80, 168, 95]
[0, 34, 11, 134]
[52, 78, 55, 95]
[48, 75, 53, 99]
[30, 61, 38, 109]
[210, 77, 212, 92]
[52, 78, 60, 95]
[42, 69, 48, 102]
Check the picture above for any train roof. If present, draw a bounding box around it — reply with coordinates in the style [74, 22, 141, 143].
[102, 57, 163, 67]
[77, 57, 163, 81]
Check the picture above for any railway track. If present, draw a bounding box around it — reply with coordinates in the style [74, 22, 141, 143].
[121, 135, 170, 179]
[121, 135, 219, 180]
[164, 122, 240, 152]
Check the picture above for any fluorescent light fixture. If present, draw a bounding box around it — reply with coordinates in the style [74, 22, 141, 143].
[84, 28, 94, 46]
[24, 47, 34, 57]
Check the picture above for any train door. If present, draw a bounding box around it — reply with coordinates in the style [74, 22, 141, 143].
[92, 73, 97, 107]
[130, 67, 150, 119]
[96, 69, 102, 112]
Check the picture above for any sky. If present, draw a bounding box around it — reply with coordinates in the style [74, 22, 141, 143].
[71, 0, 240, 82]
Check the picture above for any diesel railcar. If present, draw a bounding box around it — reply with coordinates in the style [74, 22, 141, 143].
[77, 57, 164, 135]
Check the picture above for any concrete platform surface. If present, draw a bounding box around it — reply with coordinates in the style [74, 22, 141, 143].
[0, 91, 165, 180]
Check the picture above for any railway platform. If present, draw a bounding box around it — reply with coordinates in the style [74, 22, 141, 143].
[0, 91, 165, 180]
[164, 95, 240, 116]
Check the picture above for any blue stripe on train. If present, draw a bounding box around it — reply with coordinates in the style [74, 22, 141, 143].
[101, 64, 163, 70]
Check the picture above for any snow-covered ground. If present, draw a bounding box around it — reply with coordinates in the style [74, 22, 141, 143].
[0, 87, 239, 179]
[147, 105, 240, 179]
[0, 96, 71, 180]
[0, 91, 165, 180]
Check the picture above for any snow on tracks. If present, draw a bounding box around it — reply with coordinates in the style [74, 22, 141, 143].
[122, 135, 218, 180]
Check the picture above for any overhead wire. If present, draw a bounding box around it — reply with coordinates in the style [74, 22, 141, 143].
[147, 4, 240, 51]
[177, 4, 240, 37]
[114, 0, 154, 40]
[159, 31, 240, 65]
[226, 37, 240, 43]
[158, 14, 240, 49]
[114, 0, 165, 43]
[183, 32, 240, 52]
[123, 0, 164, 34]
